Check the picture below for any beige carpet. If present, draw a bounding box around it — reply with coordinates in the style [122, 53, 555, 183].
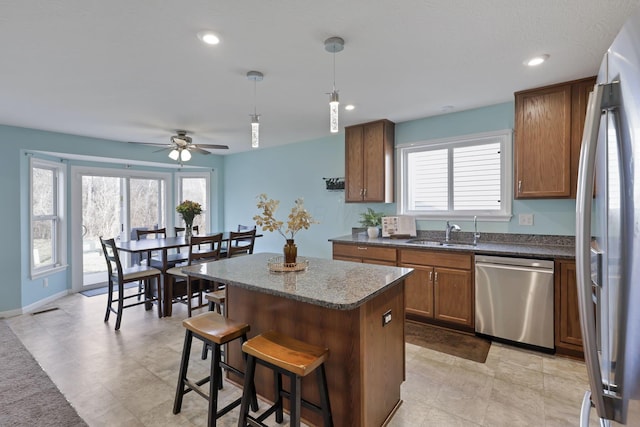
[405, 320, 491, 363]
[0, 320, 87, 426]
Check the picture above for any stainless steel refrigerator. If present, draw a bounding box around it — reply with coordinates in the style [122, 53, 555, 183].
[576, 7, 640, 426]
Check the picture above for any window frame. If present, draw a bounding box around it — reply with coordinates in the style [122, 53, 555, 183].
[397, 129, 513, 221]
[30, 157, 67, 278]
[175, 172, 211, 233]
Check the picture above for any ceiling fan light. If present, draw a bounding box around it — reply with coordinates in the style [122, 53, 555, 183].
[180, 149, 192, 162]
[168, 149, 180, 161]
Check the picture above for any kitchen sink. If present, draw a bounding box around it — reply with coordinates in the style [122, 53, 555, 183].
[406, 239, 443, 246]
[406, 239, 475, 249]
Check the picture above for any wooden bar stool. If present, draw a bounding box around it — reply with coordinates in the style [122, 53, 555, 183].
[205, 289, 226, 315]
[237, 330, 333, 427]
[174, 312, 258, 426]
[201, 289, 227, 360]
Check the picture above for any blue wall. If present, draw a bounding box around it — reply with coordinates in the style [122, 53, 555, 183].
[0, 124, 224, 314]
[223, 101, 576, 259]
[1, 100, 578, 314]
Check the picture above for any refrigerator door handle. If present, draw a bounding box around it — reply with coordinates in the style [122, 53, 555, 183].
[580, 391, 612, 427]
[576, 82, 609, 419]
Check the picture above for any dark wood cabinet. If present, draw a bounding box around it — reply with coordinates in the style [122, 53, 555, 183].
[554, 259, 584, 358]
[514, 76, 596, 199]
[399, 249, 474, 330]
[403, 266, 434, 318]
[332, 242, 397, 266]
[345, 119, 395, 203]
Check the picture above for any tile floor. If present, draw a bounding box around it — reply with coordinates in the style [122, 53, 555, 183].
[6, 292, 598, 427]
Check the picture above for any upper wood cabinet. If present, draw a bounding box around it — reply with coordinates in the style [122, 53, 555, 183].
[345, 119, 395, 203]
[514, 76, 596, 199]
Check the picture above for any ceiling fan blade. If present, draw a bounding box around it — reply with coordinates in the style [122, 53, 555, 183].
[128, 141, 171, 148]
[195, 144, 230, 150]
[153, 147, 171, 153]
[189, 146, 211, 155]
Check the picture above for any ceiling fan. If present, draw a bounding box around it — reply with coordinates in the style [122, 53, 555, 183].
[131, 130, 229, 162]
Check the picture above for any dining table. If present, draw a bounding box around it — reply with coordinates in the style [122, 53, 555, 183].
[115, 231, 261, 316]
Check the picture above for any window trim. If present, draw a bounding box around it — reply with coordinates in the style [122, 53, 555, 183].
[30, 157, 67, 278]
[397, 129, 513, 221]
[175, 171, 211, 233]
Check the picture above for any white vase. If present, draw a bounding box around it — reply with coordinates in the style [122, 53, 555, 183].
[367, 227, 379, 239]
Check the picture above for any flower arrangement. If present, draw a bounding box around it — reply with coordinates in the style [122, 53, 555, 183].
[176, 200, 202, 225]
[253, 194, 317, 241]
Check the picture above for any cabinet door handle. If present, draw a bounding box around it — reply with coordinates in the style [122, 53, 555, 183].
[356, 246, 368, 250]
[518, 180, 522, 193]
[428, 271, 433, 283]
[363, 188, 367, 198]
[359, 188, 364, 196]
[434, 271, 438, 283]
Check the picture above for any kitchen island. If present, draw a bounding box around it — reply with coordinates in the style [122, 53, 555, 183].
[183, 252, 414, 427]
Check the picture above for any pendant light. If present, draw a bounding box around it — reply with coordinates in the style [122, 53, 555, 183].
[324, 36, 344, 133]
[247, 71, 263, 148]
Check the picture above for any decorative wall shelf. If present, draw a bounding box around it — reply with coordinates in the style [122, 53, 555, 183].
[323, 177, 345, 191]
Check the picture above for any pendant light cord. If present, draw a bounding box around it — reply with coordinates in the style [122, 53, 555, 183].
[332, 49, 337, 92]
[253, 78, 257, 116]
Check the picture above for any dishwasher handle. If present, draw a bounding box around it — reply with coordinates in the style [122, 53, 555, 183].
[475, 262, 553, 275]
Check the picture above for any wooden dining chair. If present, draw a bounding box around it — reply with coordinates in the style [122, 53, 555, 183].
[174, 225, 199, 236]
[135, 227, 184, 269]
[99, 236, 162, 330]
[165, 233, 224, 317]
[227, 229, 257, 258]
[174, 226, 200, 261]
[236, 224, 256, 245]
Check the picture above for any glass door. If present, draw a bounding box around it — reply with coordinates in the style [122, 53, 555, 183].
[81, 175, 122, 287]
[78, 173, 167, 288]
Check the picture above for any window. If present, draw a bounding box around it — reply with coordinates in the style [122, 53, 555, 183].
[398, 130, 513, 220]
[31, 158, 66, 277]
[176, 173, 210, 233]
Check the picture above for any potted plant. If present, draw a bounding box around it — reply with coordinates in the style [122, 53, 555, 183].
[359, 208, 384, 238]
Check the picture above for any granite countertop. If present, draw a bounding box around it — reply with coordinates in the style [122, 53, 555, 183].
[329, 232, 576, 260]
[181, 252, 414, 310]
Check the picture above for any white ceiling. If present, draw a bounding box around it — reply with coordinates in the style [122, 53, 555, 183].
[1, 1, 639, 155]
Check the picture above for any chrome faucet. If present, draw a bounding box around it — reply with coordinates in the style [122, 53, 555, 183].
[473, 215, 481, 246]
[445, 221, 461, 242]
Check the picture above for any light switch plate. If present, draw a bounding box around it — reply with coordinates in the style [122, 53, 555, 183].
[519, 213, 534, 226]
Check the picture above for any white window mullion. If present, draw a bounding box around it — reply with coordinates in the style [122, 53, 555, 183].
[398, 129, 512, 221]
[448, 147, 455, 211]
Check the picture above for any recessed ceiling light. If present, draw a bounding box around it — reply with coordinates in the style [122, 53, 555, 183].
[525, 54, 549, 66]
[345, 104, 355, 111]
[197, 31, 220, 45]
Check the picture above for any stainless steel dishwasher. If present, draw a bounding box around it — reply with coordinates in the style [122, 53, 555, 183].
[475, 255, 555, 350]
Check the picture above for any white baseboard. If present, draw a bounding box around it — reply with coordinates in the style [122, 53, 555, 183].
[0, 290, 70, 318]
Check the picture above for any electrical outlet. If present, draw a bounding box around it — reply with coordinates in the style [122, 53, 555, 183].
[382, 310, 392, 326]
[43, 278, 48, 288]
[519, 213, 534, 226]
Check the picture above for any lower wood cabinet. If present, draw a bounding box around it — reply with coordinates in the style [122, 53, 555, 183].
[332, 242, 397, 266]
[399, 249, 474, 329]
[555, 259, 584, 358]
